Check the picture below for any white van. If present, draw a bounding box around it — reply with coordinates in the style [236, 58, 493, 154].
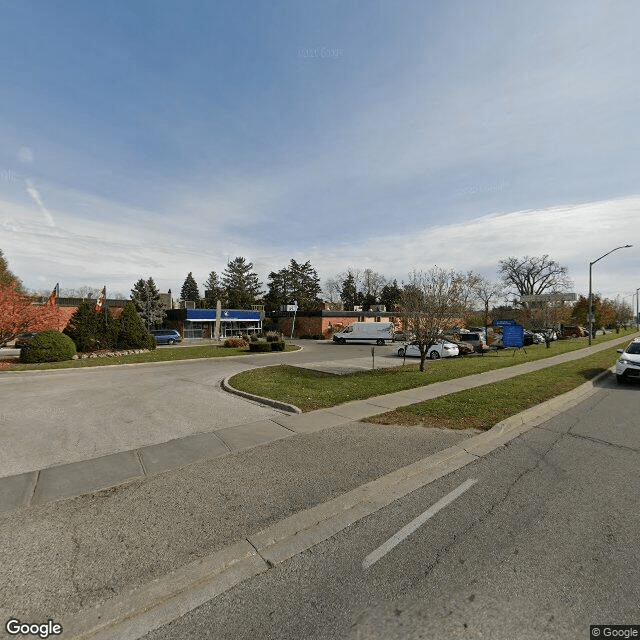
[332, 322, 394, 345]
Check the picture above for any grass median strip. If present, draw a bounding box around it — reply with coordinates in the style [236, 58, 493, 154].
[365, 348, 618, 431]
[229, 333, 635, 412]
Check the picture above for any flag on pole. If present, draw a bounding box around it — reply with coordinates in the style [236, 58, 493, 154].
[95, 286, 106, 313]
[46, 283, 59, 306]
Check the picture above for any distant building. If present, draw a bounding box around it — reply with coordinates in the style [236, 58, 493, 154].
[273, 309, 401, 339]
[165, 308, 262, 339]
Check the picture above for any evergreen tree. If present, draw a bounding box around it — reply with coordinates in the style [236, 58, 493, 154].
[340, 271, 361, 309]
[117, 302, 155, 350]
[221, 257, 262, 308]
[288, 259, 322, 311]
[64, 300, 102, 352]
[263, 268, 289, 313]
[380, 279, 402, 310]
[0, 248, 24, 293]
[180, 272, 201, 305]
[131, 277, 165, 329]
[203, 271, 225, 308]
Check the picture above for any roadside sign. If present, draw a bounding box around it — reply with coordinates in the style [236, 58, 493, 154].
[493, 319, 516, 326]
[502, 324, 524, 348]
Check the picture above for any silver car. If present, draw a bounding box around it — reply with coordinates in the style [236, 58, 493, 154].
[616, 338, 640, 383]
[396, 340, 460, 360]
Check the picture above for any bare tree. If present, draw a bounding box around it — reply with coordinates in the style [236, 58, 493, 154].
[498, 255, 572, 300]
[323, 277, 342, 304]
[470, 274, 503, 336]
[399, 267, 475, 372]
[361, 268, 387, 299]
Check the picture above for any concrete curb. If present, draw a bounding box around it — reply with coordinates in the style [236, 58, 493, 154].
[221, 374, 302, 414]
[62, 369, 617, 640]
[0, 343, 304, 375]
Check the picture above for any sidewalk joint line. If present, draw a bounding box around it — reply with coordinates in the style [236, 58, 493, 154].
[136, 449, 148, 476]
[246, 538, 274, 568]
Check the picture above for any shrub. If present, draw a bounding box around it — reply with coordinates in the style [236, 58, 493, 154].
[248, 341, 272, 352]
[270, 341, 286, 351]
[20, 330, 76, 363]
[224, 337, 248, 348]
[250, 334, 260, 342]
[116, 302, 156, 350]
[265, 331, 280, 342]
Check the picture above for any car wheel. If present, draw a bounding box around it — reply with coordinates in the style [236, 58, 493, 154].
[429, 350, 440, 360]
[616, 374, 624, 384]
[398, 348, 405, 357]
[376, 339, 384, 346]
[168, 339, 175, 345]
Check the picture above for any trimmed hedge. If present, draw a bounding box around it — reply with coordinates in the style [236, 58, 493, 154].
[270, 341, 286, 351]
[248, 342, 272, 352]
[20, 330, 77, 363]
[224, 337, 248, 348]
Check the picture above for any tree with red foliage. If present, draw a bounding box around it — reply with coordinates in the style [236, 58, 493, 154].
[0, 283, 62, 345]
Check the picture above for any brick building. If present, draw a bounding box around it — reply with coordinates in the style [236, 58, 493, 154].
[276, 310, 401, 339]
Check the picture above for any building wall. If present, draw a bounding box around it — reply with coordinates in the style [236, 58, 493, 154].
[277, 314, 401, 338]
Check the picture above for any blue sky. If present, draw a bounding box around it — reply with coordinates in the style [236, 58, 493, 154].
[1, 0, 639, 302]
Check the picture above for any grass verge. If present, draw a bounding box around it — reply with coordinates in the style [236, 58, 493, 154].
[229, 331, 637, 412]
[366, 347, 619, 431]
[0, 343, 299, 371]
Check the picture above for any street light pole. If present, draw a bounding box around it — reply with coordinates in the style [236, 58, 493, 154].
[588, 245, 632, 346]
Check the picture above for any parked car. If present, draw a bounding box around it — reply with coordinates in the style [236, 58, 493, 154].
[150, 329, 182, 345]
[457, 331, 486, 353]
[562, 325, 588, 338]
[392, 330, 414, 342]
[396, 340, 460, 360]
[333, 322, 394, 345]
[443, 337, 475, 355]
[14, 332, 38, 349]
[615, 338, 640, 383]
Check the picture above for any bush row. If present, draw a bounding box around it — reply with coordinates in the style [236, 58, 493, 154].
[64, 301, 156, 352]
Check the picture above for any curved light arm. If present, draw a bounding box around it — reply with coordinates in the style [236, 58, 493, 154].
[590, 244, 632, 267]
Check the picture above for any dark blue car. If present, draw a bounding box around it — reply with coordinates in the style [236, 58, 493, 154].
[150, 329, 182, 345]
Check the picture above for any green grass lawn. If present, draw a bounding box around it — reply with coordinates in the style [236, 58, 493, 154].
[366, 347, 619, 431]
[229, 330, 637, 412]
[0, 343, 299, 371]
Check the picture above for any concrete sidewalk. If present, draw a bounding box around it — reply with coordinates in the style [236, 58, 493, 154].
[0, 334, 634, 513]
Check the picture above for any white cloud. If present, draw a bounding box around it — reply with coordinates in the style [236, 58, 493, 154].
[2, 189, 638, 301]
[24, 179, 55, 227]
[17, 146, 34, 164]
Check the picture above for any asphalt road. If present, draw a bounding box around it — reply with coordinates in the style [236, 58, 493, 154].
[0, 340, 400, 476]
[143, 376, 640, 640]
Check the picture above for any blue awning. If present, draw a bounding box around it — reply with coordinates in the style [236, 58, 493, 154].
[185, 309, 261, 322]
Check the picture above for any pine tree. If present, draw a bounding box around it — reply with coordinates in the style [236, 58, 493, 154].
[0, 248, 24, 293]
[221, 257, 262, 309]
[263, 268, 289, 313]
[380, 279, 402, 310]
[288, 259, 322, 311]
[203, 271, 225, 308]
[340, 271, 360, 309]
[63, 301, 101, 352]
[117, 302, 155, 350]
[180, 272, 201, 305]
[131, 278, 165, 329]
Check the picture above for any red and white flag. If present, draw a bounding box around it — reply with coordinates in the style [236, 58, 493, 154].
[46, 283, 58, 306]
[95, 286, 106, 313]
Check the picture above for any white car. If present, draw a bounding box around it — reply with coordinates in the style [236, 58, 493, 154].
[396, 340, 460, 360]
[615, 338, 640, 383]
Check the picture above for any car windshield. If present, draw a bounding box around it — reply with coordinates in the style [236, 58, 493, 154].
[625, 342, 640, 355]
